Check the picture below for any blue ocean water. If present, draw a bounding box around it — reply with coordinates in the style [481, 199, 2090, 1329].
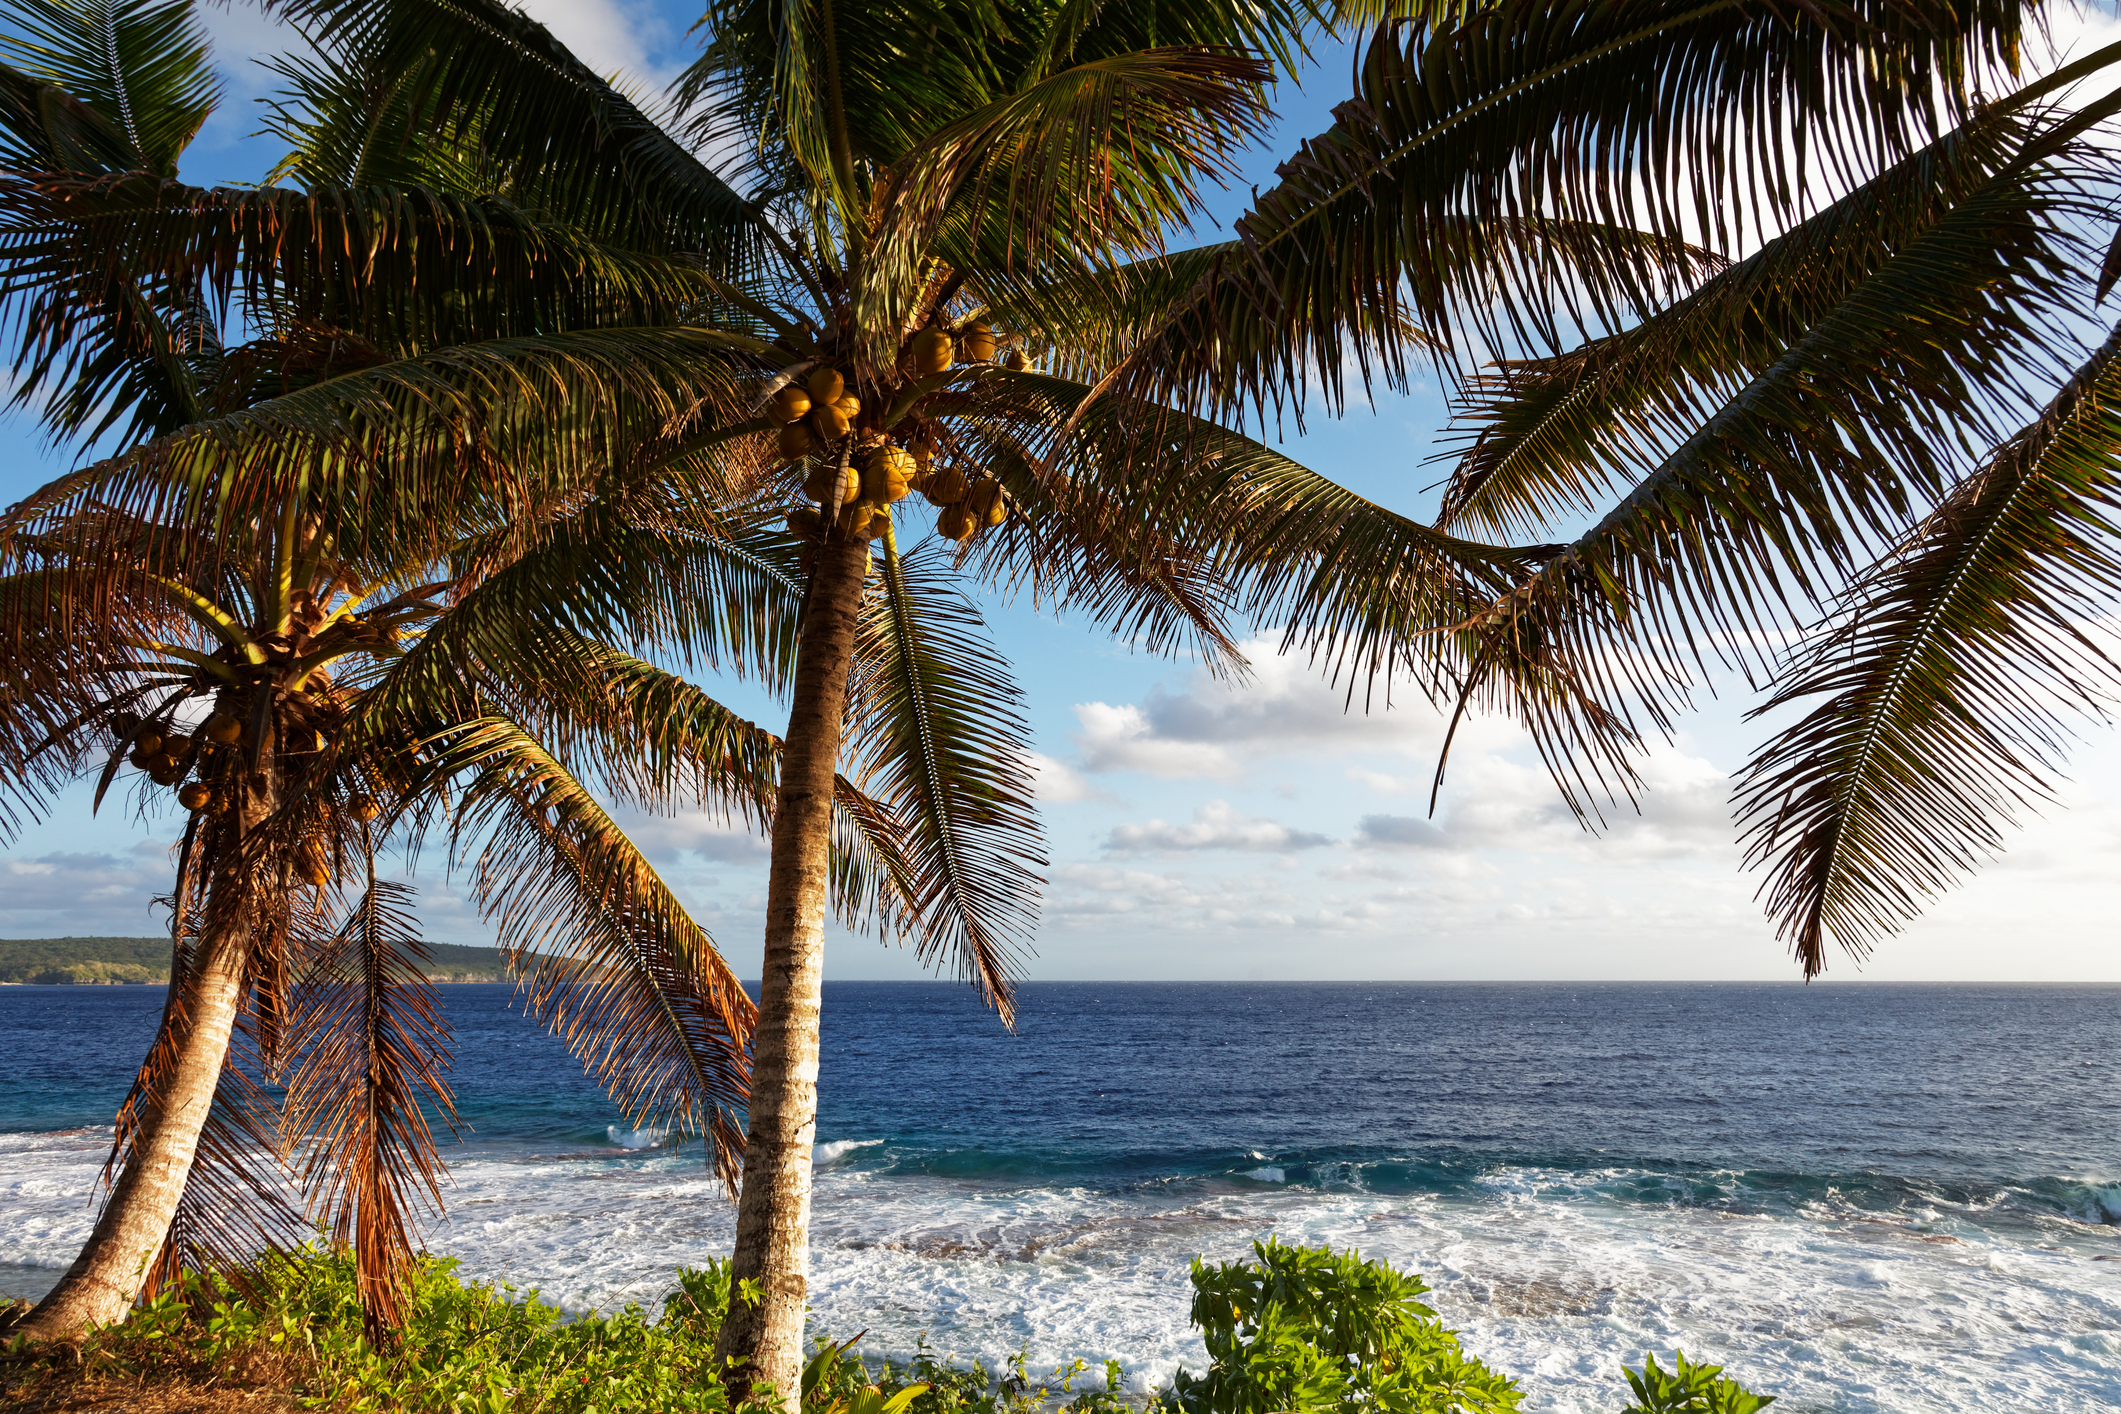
[4, 981, 2118, 1412]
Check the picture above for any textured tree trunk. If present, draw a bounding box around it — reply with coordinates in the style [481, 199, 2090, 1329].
[17, 925, 252, 1339]
[715, 526, 872, 1406]
[19, 739, 277, 1343]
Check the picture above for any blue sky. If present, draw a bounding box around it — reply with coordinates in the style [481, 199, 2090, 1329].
[3, 0, 2118, 982]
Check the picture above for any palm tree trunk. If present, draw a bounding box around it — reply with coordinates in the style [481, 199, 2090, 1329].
[715, 525, 872, 1404]
[16, 922, 253, 1339]
[19, 743, 279, 1343]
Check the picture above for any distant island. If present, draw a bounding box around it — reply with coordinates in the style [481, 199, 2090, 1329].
[0, 937, 512, 985]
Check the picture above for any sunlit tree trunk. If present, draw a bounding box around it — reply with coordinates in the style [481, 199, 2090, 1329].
[19, 743, 279, 1342]
[715, 526, 872, 1405]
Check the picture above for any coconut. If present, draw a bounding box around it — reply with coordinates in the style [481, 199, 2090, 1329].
[911, 328, 953, 376]
[922, 467, 969, 505]
[162, 732, 193, 757]
[1002, 347, 1032, 372]
[860, 445, 919, 504]
[803, 461, 861, 507]
[852, 503, 892, 541]
[349, 794, 381, 823]
[938, 504, 977, 542]
[786, 506, 823, 537]
[771, 385, 813, 424]
[177, 783, 212, 811]
[959, 322, 997, 362]
[204, 713, 242, 745]
[147, 756, 183, 785]
[778, 419, 816, 458]
[966, 480, 1007, 526]
[807, 366, 845, 404]
[135, 730, 165, 756]
[812, 404, 852, 440]
[299, 847, 331, 887]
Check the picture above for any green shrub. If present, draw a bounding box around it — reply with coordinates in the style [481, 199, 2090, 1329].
[1618, 1351, 1775, 1414]
[1, 1241, 1777, 1414]
[1166, 1238, 1523, 1414]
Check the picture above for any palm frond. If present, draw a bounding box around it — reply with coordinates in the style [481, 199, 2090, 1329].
[1433, 106, 2111, 816]
[843, 531, 1041, 1019]
[1735, 321, 2121, 977]
[409, 715, 754, 1188]
[0, 0, 217, 174]
[282, 875, 455, 1338]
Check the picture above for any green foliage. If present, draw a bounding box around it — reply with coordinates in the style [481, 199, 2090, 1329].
[1168, 1239, 1521, 1414]
[1619, 1352, 1775, 1414]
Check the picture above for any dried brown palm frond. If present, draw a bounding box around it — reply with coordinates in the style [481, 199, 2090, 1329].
[282, 875, 455, 1339]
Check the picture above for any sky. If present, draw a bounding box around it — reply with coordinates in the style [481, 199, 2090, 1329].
[1, 1, 2117, 983]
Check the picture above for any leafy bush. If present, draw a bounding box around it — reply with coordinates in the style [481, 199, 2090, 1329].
[1, 1241, 1776, 1414]
[1167, 1238, 1523, 1414]
[1618, 1351, 1775, 1414]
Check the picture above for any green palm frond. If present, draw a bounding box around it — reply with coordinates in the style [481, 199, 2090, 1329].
[282, 875, 456, 1339]
[0, 0, 217, 174]
[410, 715, 755, 1188]
[1089, 1, 2036, 425]
[1432, 105, 2111, 814]
[1735, 323, 2121, 977]
[270, 0, 770, 268]
[846, 530, 1042, 1019]
[859, 46, 1274, 346]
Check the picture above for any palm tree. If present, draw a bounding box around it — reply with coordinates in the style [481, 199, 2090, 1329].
[3, 0, 1530, 1389]
[0, 0, 770, 1341]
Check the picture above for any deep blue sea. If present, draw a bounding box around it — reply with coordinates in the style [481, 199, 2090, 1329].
[4, 981, 2118, 1412]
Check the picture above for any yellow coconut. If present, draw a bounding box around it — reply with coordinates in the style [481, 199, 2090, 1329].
[959, 322, 997, 362]
[786, 505, 823, 537]
[807, 366, 846, 404]
[860, 445, 919, 503]
[300, 848, 331, 887]
[177, 782, 213, 811]
[770, 385, 813, 424]
[852, 502, 892, 540]
[804, 461, 861, 506]
[147, 756, 183, 785]
[966, 479, 1007, 527]
[812, 404, 852, 440]
[922, 466, 969, 505]
[911, 327, 953, 376]
[1002, 347, 1033, 372]
[832, 393, 861, 420]
[349, 793, 381, 822]
[778, 419, 816, 459]
[204, 713, 242, 745]
[937, 504, 977, 542]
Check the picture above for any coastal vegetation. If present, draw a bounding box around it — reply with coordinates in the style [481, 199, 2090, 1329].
[0, 936, 511, 984]
[3, 0, 2120, 1402]
[0, 1241, 1773, 1414]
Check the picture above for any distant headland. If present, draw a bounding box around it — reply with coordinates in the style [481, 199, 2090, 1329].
[0, 937, 510, 985]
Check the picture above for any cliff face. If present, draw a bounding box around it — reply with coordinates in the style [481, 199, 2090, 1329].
[0, 937, 511, 983]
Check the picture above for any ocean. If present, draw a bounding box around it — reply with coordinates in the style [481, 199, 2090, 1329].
[3, 980, 2117, 1412]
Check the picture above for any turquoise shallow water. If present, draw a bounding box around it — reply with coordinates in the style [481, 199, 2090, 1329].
[4, 980, 2118, 1411]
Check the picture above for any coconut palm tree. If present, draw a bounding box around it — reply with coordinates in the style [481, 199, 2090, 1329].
[0, 0, 773, 1342]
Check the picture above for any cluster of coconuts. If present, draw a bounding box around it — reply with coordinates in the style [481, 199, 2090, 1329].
[773, 322, 1029, 546]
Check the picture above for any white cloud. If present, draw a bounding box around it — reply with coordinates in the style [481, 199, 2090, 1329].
[1104, 800, 1331, 854]
[1072, 702, 1240, 779]
[1027, 752, 1117, 805]
[517, 0, 685, 91]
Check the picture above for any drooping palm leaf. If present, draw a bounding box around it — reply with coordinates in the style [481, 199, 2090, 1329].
[0, 0, 217, 174]
[846, 530, 1042, 1018]
[1735, 321, 2121, 976]
[406, 715, 755, 1187]
[282, 875, 455, 1338]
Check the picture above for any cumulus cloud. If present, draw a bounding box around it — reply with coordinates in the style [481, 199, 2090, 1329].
[1071, 638, 1446, 780]
[1104, 800, 1331, 854]
[607, 808, 769, 865]
[1027, 752, 1118, 805]
[0, 844, 171, 935]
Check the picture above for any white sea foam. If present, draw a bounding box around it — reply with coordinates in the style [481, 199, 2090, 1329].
[815, 1139, 884, 1167]
[3, 1131, 2117, 1411]
[1242, 1167, 1285, 1184]
[607, 1125, 671, 1150]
